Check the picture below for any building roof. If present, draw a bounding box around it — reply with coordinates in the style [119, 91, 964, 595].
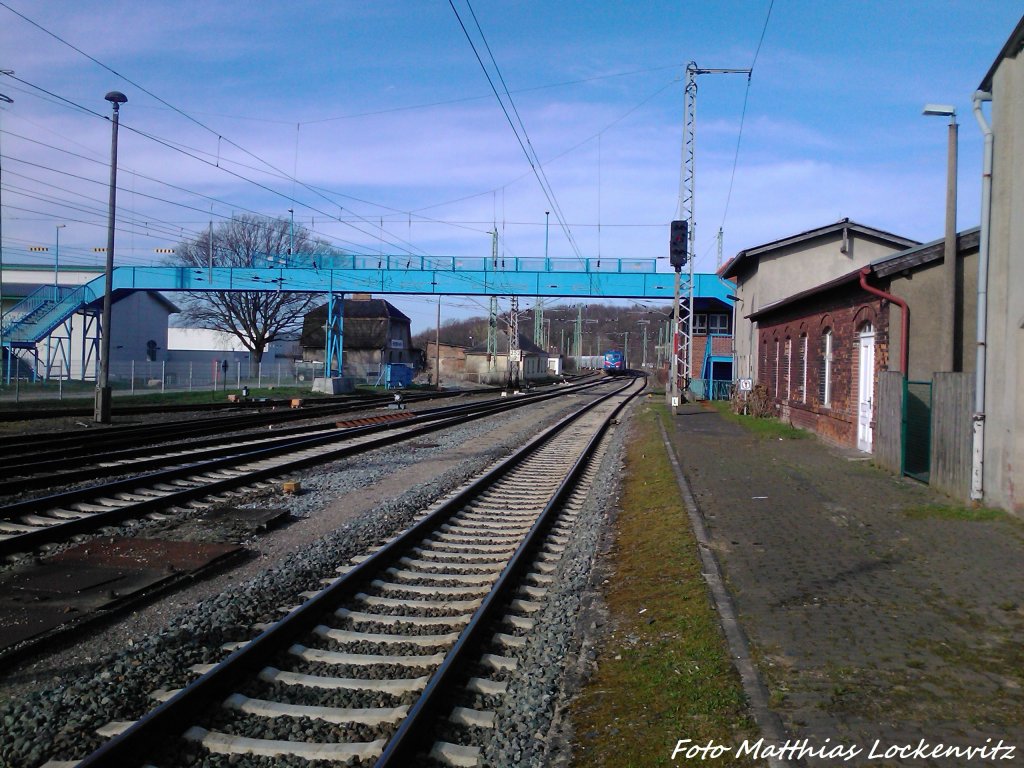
[300, 298, 410, 349]
[719, 218, 919, 279]
[980, 14, 1024, 91]
[870, 227, 980, 278]
[746, 227, 980, 321]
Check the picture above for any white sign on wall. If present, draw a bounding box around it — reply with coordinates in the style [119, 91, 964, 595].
[389, 339, 405, 349]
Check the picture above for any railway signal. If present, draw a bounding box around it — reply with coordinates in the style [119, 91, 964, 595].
[669, 220, 688, 270]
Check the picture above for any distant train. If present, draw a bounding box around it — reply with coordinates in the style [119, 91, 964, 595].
[602, 349, 625, 375]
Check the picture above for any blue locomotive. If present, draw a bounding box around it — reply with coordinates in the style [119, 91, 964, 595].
[603, 349, 625, 375]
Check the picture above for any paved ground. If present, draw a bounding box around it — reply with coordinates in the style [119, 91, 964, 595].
[666, 403, 1024, 767]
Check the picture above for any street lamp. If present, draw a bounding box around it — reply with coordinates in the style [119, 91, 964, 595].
[288, 208, 294, 264]
[54, 224, 66, 301]
[923, 103, 958, 372]
[95, 90, 127, 424]
[544, 211, 550, 269]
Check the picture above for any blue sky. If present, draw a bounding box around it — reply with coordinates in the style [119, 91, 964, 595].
[1, 1, 1020, 332]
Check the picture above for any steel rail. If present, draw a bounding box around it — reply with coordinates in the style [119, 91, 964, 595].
[0, 381, 596, 483]
[0, 390, 457, 461]
[0, 387, 491, 423]
[0, 380, 616, 557]
[0, 380, 605, 498]
[74, 377, 636, 768]
[376, 377, 644, 765]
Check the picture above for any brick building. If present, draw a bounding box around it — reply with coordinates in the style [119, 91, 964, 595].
[750, 276, 891, 450]
[748, 229, 979, 456]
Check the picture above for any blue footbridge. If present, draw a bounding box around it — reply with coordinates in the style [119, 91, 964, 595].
[1, 254, 734, 383]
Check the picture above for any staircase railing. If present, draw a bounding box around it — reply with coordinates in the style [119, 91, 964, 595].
[2, 285, 96, 344]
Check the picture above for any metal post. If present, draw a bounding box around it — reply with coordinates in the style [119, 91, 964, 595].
[544, 211, 550, 270]
[944, 119, 958, 371]
[435, 295, 441, 389]
[131, 360, 135, 395]
[923, 104, 959, 372]
[0, 80, 11, 388]
[189, 361, 193, 392]
[94, 91, 127, 423]
[54, 224, 65, 302]
[162, 360, 166, 393]
[288, 208, 294, 263]
[208, 218, 213, 284]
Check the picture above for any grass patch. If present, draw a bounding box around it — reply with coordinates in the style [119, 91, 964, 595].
[902, 503, 1008, 522]
[707, 400, 806, 440]
[0, 384, 326, 409]
[568, 404, 757, 767]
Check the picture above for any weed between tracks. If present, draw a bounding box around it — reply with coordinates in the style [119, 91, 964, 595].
[568, 404, 757, 767]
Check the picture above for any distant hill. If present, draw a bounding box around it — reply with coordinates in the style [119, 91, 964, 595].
[411, 301, 673, 367]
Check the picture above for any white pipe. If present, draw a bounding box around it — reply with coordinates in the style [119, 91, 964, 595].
[970, 90, 992, 501]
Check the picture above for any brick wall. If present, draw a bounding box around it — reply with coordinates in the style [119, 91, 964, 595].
[756, 285, 890, 450]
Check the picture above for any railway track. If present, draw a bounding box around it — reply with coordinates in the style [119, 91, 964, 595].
[0, 379, 611, 559]
[0, 389, 467, 466]
[62, 375, 642, 767]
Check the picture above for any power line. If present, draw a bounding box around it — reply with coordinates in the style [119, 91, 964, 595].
[448, 0, 584, 264]
[718, 0, 774, 238]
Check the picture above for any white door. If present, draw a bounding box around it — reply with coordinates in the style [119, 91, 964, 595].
[857, 324, 875, 452]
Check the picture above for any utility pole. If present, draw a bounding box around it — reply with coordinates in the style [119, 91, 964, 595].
[487, 296, 498, 372]
[507, 296, 520, 392]
[95, 90, 127, 424]
[574, 306, 583, 371]
[671, 62, 751, 413]
[434, 296, 441, 389]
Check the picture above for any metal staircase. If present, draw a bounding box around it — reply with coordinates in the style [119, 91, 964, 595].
[2, 285, 96, 347]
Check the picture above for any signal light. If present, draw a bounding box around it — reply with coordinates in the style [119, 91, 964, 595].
[670, 220, 688, 270]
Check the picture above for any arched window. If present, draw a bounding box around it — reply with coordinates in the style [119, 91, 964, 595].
[784, 337, 792, 400]
[773, 339, 780, 397]
[799, 333, 808, 403]
[820, 329, 833, 406]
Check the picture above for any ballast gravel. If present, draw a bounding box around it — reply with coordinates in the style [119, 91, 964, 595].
[0, 388, 632, 768]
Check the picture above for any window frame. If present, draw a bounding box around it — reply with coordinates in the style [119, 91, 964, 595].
[821, 329, 833, 407]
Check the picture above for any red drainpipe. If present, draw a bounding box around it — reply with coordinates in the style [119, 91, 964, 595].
[859, 267, 908, 374]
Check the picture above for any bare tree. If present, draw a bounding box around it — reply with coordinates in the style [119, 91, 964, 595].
[170, 215, 330, 368]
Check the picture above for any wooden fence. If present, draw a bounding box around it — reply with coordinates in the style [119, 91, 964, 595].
[931, 372, 975, 501]
[874, 370, 974, 500]
[875, 371, 904, 475]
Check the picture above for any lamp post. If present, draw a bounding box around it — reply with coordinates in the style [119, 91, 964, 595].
[0, 82, 11, 385]
[923, 103, 958, 372]
[288, 208, 294, 265]
[95, 90, 127, 424]
[544, 211, 550, 270]
[54, 224, 66, 301]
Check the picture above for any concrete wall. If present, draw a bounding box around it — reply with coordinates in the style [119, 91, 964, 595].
[983, 44, 1024, 514]
[733, 232, 906, 383]
[886, 249, 979, 380]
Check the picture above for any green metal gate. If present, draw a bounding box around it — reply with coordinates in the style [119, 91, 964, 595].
[902, 380, 932, 483]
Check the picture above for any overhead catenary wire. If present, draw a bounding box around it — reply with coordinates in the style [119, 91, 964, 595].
[717, 0, 774, 245]
[448, 0, 585, 266]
